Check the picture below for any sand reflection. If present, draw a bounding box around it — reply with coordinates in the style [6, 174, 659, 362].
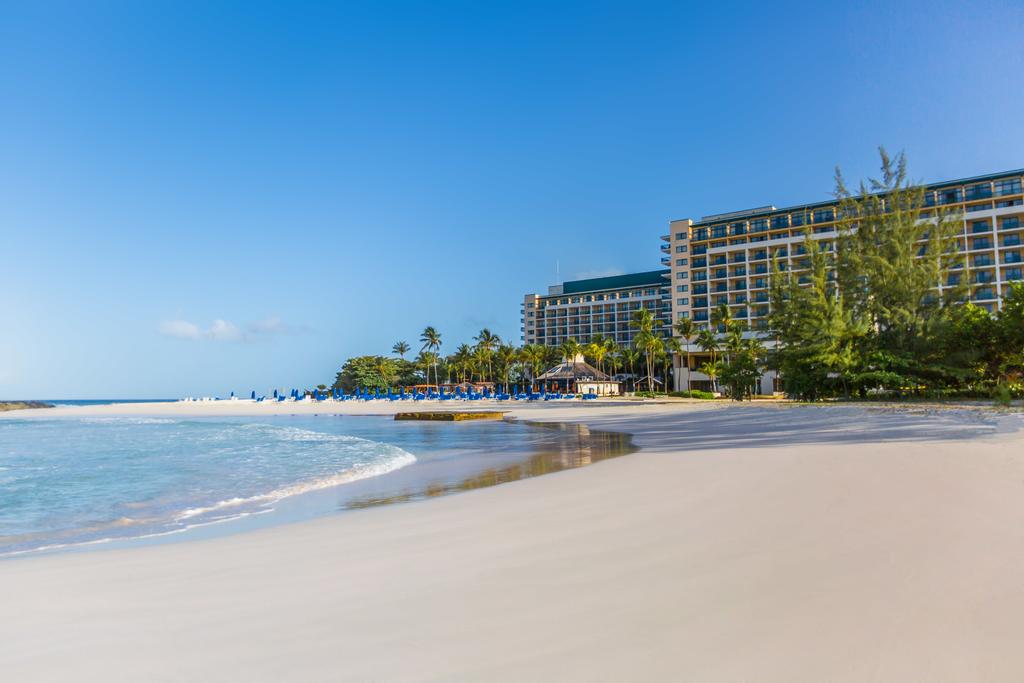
[346, 421, 634, 509]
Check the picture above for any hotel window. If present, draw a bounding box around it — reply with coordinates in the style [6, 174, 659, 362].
[676, 258, 688, 266]
[676, 272, 688, 280]
[939, 188, 963, 204]
[771, 215, 789, 229]
[730, 222, 746, 236]
[922, 191, 937, 207]
[813, 208, 835, 223]
[676, 298, 689, 306]
[750, 219, 768, 233]
[965, 183, 993, 200]
[694, 228, 708, 240]
[676, 285, 688, 292]
[1002, 217, 1021, 230]
[996, 199, 1023, 209]
[971, 220, 991, 233]
[995, 179, 1022, 196]
[677, 311, 690, 319]
[675, 232, 687, 240]
[711, 225, 727, 238]
[791, 212, 808, 227]
[675, 245, 688, 253]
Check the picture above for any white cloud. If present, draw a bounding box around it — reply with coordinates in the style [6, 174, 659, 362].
[208, 319, 242, 342]
[158, 317, 302, 342]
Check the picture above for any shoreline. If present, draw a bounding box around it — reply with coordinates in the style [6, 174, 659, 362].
[3, 401, 1024, 680]
[0, 408, 636, 559]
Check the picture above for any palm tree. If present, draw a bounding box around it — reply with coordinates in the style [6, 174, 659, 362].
[558, 338, 582, 362]
[473, 328, 501, 381]
[674, 317, 697, 392]
[630, 307, 657, 336]
[699, 359, 722, 393]
[696, 327, 718, 365]
[586, 339, 609, 375]
[664, 337, 682, 394]
[558, 338, 582, 392]
[452, 343, 473, 383]
[605, 340, 621, 377]
[495, 344, 518, 390]
[416, 351, 437, 388]
[419, 327, 442, 388]
[711, 302, 734, 334]
[695, 327, 720, 392]
[392, 341, 410, 359]
[630, 308, 661, 393]
[621, 347, 640, 391]
[472, 345, 489, 382]
[638, 332, 663, 392]
[520, 344, 546, 391]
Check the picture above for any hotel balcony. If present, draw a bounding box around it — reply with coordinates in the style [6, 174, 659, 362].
[660, 256, 671, 266]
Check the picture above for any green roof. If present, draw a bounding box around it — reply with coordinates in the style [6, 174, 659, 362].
[562, 269, 669, 294]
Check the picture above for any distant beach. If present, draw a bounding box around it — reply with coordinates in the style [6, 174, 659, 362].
[2, 400, 1024, 680]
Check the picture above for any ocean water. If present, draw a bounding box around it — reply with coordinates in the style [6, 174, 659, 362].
[39, 399, 179, 407]
[0, 415, 632, 556]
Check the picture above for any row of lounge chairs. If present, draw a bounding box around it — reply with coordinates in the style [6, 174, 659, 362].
[236, 388, 601, 402]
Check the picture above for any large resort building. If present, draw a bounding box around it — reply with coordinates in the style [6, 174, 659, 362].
[521, 270, 671, 348]
[521, 168, 1024, 394]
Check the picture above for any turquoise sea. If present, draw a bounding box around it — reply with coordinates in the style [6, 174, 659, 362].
[0, 414, 629, 556]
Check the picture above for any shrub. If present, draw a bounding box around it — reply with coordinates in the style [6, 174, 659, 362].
[993, 383, 1013, 407]
[668, 390, 715, 400]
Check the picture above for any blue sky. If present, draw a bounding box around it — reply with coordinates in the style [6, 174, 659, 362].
[2, 0, 1022, 398]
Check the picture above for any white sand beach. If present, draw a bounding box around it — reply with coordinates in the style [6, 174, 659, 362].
[3, 400, 1024, 681]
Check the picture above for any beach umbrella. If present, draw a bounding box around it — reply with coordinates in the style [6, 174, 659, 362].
[273, 389, 278, 399]
[251, 390, 256, 399]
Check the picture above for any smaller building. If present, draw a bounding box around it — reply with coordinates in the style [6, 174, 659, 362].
[521, 269, 671, 348]
[536, 354, 621, 395]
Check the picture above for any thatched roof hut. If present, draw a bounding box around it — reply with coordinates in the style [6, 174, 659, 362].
[536, 354, 620, 395]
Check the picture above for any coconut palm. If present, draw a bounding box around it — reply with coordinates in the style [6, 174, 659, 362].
[696, 327, 718, 365]
[449, 343, 471, 383]
[472, 345, 490, 382]
[664, 337, 682, 394]
[699, 359, 722, 393]
[558, 338, 583, 393]
[586, 339, 609, 375]
[630, 308, 662, 393]
[695, 326, 720, 391]
[473, 328, 501, 381]
[392, 341, 410, 359]
[605, 340, 621, 377]
[621, 346, 640, 391]
[495, 344, 518, 390]
[419, 327, 442, 389]
[674, 317, 697, 392]
[520, 344, 546, 391]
